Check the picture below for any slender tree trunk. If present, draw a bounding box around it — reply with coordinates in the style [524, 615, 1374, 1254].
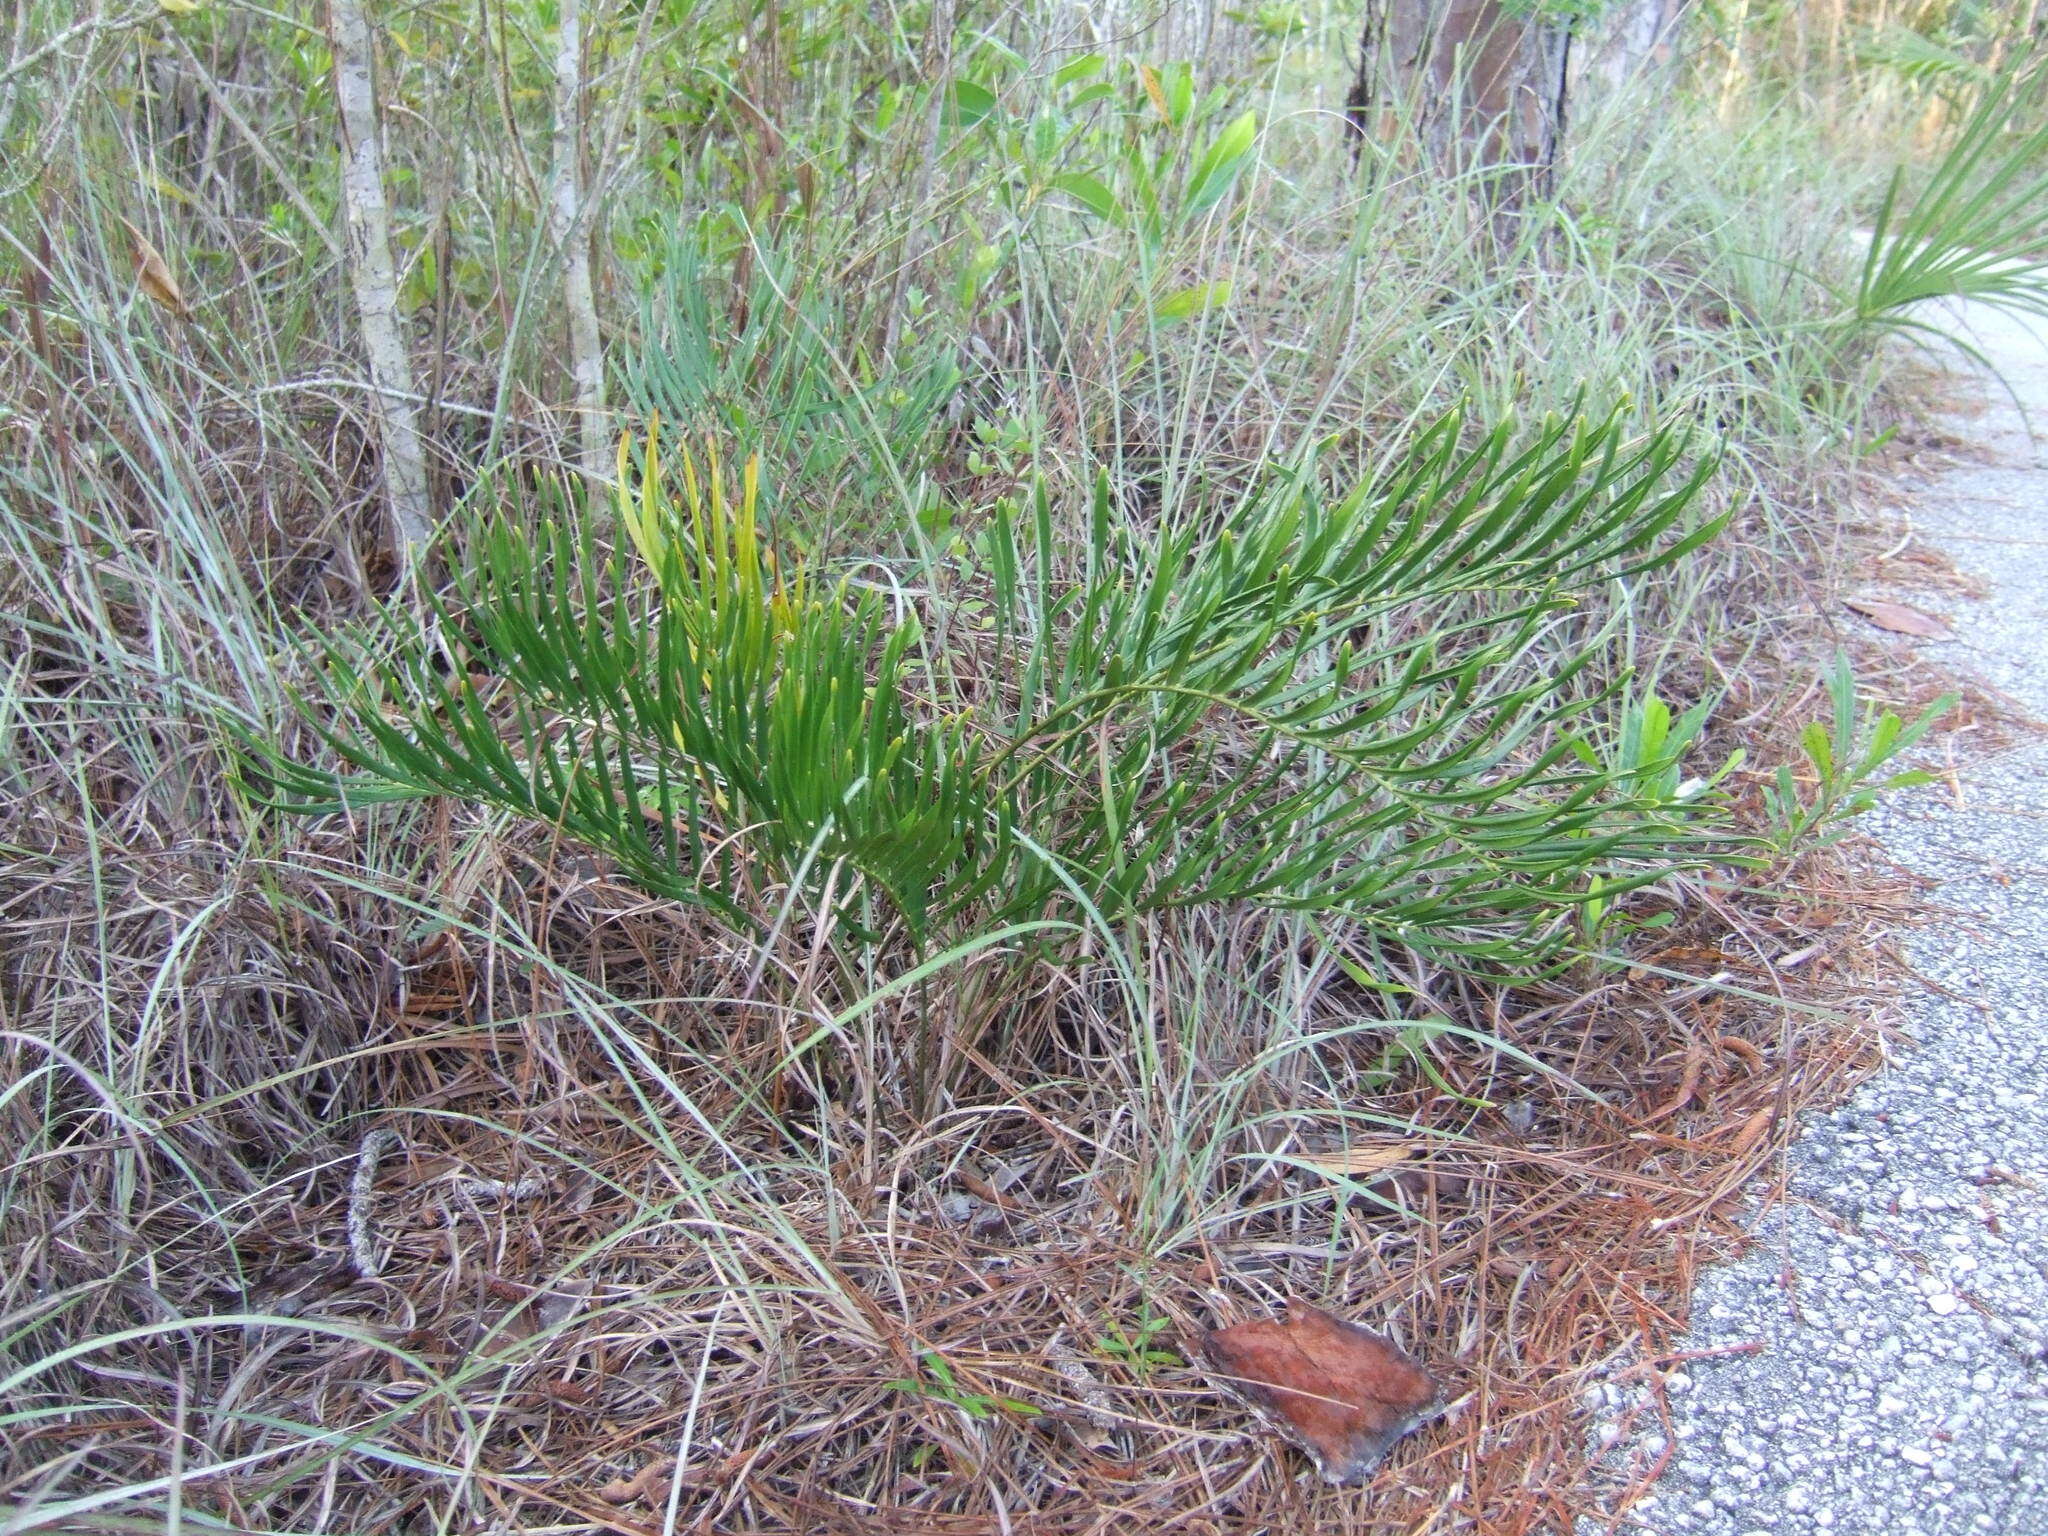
[326, 0, 434, 556]
[548, 0, 607, 491]
[882, 0, 953, 361]
[1346, 0, 1571, 205]
[1585, 0, 1689, 94]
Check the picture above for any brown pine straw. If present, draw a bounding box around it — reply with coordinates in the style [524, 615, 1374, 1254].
[1, 768, 1957, 1536]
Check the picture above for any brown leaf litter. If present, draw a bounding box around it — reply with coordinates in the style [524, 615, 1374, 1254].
[1201, 1303, 1439, 1485]
[1845, 596, 1952, 638]
[0, 747, 1949, 1535]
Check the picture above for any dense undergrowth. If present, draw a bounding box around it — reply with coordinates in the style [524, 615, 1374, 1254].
[2, 2, 2044, 1532]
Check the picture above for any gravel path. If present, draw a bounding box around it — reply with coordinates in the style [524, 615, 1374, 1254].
[1602, 305, 2048, 1536]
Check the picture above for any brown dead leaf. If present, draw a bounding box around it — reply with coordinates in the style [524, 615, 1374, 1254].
[1294, 1140, 1421, 1179]
[1715, 1034, 1766, 1072]
[956, 1170, 1022, 1209]
[1642, 1042, 1706, 1124]
[1845, 597, 1950, 638]
[598, 1457, 675, 1505]
[1298, 1140, 1468, 1212]
[1201, 1302, 1438, 1485]
[1722, 1105, 1778, 1157]
[1139, 64, 1172, 123]
[120, 219, 187, 317]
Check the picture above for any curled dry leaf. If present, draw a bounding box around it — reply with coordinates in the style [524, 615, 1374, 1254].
[598, 1457, 674, 1505]
[478, 1273, 592, 1343]
[956, 1169, 1021, 1209]
[1366, 1163, 1471, 1211]
[120, 219, 187, 317]
[598, 1449, 747, 1507]
[1293, 1140, 1421, 1179]
[1201, 1302, 1438, 1485]
[533, 1276, 593, 1331]
[1845, 597, 1949, 638]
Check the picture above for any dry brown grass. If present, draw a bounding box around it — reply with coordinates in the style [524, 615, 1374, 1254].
[1, 769, 1932, 1534]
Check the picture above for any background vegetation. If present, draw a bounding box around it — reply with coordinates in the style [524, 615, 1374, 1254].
[2, 1, 2042, 1531]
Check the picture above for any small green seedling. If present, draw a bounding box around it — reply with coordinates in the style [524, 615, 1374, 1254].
[1566, 683, 1744, 968]
[885, 1351, 1040, 1420]
[1094, 1307, 1181, 1375]
[1763, 653, 1952, 853]
[1578, 870, 1680, 972]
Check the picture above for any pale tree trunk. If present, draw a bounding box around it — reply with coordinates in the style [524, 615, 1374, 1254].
[547, 0, 607, 492]
[326, 0, 435, 555]
[1585, 0, 1688, 94]
[882, 0, 953, 361]
[1346, 0, 1571, 204]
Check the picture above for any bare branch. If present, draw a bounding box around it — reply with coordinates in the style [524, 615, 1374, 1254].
[163, 29, 343, 264]
[0, 1, 156, 88]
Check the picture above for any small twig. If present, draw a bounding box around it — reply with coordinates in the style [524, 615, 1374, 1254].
[452, 1172, 549, 1201]
[1614, 1340, 1766, 1379]
[163, 29, 342, 262]
[347, 1129, 402, 1279]
[1046, 1332, 1119, 1450]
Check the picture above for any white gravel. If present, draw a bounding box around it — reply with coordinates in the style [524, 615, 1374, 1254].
[1589, 304, 2048, 1535]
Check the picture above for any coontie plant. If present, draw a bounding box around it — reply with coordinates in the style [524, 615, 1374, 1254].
[250, 405, 1745, 968]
